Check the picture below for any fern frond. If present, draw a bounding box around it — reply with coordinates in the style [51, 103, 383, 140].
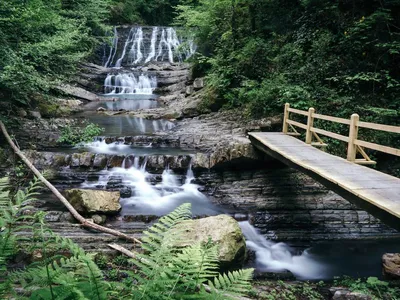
[207, 268, 254, 299]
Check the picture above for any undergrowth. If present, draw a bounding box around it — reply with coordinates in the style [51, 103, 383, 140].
[0, 177, 254, 299]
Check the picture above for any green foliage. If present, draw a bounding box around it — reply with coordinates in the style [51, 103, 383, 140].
[176, 0, 400, 122]
[335, 276, 400, 300]
[57, 123, 104, 145]
[252, 281, 324, 300]
[0, 176, 43, 297]
[110, 0, 180, 25]
[1, 185, 253, 300]
[0, 0, 110, 107]
[130, 203, 254, 300]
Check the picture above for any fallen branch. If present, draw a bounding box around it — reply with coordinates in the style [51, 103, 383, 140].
[107, 243, 148, 261]
[0, 121, 141, 245]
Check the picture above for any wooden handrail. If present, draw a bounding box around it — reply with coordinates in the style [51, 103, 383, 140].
[282, 103, 400, 164]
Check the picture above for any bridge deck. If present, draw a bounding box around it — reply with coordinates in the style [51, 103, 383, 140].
[249, 132, 400, 226]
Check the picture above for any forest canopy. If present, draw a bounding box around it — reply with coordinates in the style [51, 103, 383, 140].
[0, 0, 399, 126]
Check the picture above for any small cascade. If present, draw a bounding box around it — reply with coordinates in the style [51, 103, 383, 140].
[185, 159, 194, 184]
[104, 26, 196, 67]
[239, 221, 327, 280]
[104, 73, 157, 95]
[81, 160, 219, 216]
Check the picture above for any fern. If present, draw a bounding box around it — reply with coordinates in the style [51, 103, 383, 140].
[0, 176, 43, 298]
[11, 223, 109, 300]
[130, 203, 254, 299]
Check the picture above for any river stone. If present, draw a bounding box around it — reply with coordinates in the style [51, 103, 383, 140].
[193, 78, 204, 90]
[64, 189, 121, 215]
[332, 290, 371, 300]
[92, 214, 107, 225]
[172, 215, 246, 268]
[80, 152, 94, 167]
[71, 153, 80, 168]
[108, 155, 124, 168]
[382, 253, 400, 279]
[93, 154, 108, 169]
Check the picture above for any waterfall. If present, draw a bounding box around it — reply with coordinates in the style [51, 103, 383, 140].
[239, 221, 327, 280]
[104, 26, 196, 67]
[129, 27, 144, 64]
[104, 27, 118, 68]
[115, 28, 135, 68]
[104, 73, 157, 95]
[81, 161, 219, 216]
[145, 27, 158, 63]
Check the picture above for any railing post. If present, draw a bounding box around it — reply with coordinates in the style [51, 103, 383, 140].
[283, 103, 290, 134]
[347, 113, 359, 162]
[305, 107, 315, 144]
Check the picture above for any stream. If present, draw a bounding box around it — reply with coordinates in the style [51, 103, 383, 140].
[48, 25, 400, 281]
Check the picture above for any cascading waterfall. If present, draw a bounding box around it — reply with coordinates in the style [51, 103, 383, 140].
[239, 221, 327, 279]
[104, 26, 196, 67]
[81, 158, 219, 216]
[79, 155, 326, 278]
[104, 73, 157, 95]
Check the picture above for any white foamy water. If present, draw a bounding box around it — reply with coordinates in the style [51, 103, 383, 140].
[239, 221, 327, 280]
[104, 73, 157, 95]
[81, 159, 220, 216]
[104, 26, 196, 67]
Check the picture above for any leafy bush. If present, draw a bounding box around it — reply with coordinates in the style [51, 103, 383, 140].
[57, 123, 104, 146]
[334, 276, 400, 300]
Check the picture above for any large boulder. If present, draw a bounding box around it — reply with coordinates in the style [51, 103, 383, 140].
[64, 189, 121, 215]
[382, 253, 400, 279]
[173, 215, 246, 268]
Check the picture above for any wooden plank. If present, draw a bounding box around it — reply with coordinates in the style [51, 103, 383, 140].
[286, 119, 307, 130]
[311, 127, 349, 142]
[287, 107, 308, 116]
[248, 132, 400, 220]
[354, 139, 400, 157]
[312, 113, 351, 125]
[358, 121, 400, 134]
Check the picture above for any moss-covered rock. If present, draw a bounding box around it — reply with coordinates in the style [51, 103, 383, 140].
[172, 215, 246, 269]
[64, 189, 121, 215]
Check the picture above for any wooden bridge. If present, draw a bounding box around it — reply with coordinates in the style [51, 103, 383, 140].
[249, 104, 400, 230]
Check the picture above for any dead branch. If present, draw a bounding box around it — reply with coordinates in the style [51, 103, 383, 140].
[0, 121, 141, 245]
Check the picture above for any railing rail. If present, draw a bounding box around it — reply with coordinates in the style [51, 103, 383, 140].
[282, 103, 400, 165]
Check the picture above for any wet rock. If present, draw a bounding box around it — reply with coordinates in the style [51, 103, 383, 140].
[60, 212, 75, 223]
[193, 78, 204, 90]
[93, 154, 108, 169]
[331, 289, 371, 300]
[120, 187, 132, 198]
[185, 85, 194, 95]
[70, 153, 80, 168]
[29, 111, 42, 119]
[108, 155, 124, 168]
[92, 214, 107, 225]
[97, 107, 106, 112]
[44, 211, 63, 222]
[106, 177, 123, 189]
[79, 152, 94, 167]
[253, 270, 295, 281]
[171, 215, 246, 268]
[382, 253, 400, 279]
[57, 84, 99, 101]
[64, 189, 121, 215]
[123, 215, 158, 223]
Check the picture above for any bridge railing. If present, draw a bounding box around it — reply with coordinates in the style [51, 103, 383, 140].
[282, 103, 400, 165]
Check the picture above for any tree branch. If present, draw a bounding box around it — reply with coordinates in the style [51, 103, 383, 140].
[0, 121, 141, 245]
